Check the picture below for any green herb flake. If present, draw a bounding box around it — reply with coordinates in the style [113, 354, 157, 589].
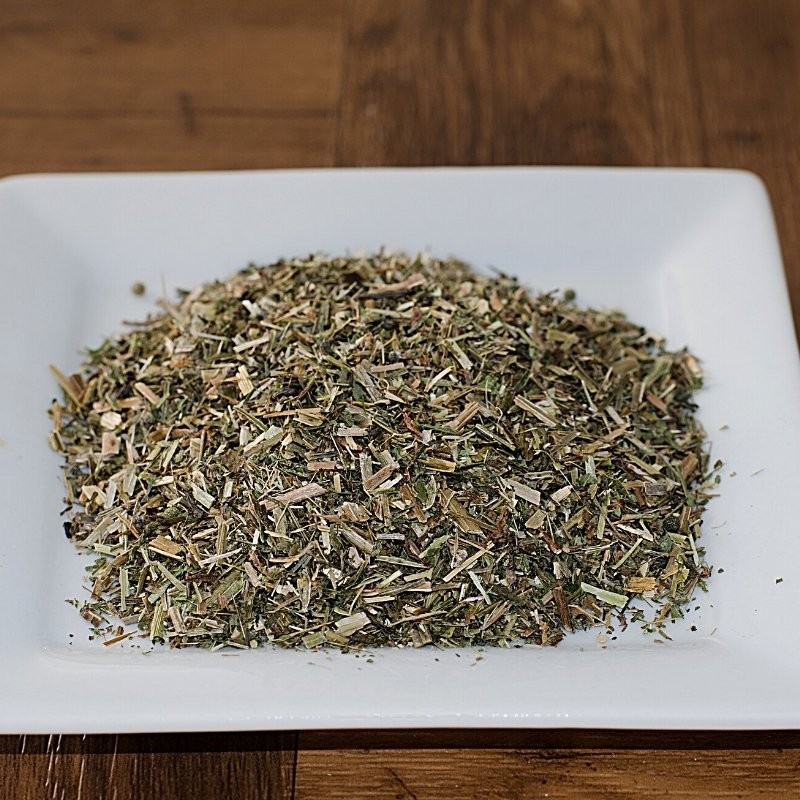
[49, 251, 714, 650]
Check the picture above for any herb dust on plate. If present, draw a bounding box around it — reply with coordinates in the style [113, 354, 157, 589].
[48, 252, 716, 650]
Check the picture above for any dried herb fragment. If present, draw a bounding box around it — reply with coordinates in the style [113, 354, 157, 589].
[49, 252, 714, 650]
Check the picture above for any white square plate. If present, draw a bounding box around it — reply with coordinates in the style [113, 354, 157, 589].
[0, 167, 798, 733]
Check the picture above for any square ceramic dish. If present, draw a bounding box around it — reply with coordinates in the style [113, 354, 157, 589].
[0, 167, 798, 732]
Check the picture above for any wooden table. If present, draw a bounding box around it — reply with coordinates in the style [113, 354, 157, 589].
[2, 2, 799, 797]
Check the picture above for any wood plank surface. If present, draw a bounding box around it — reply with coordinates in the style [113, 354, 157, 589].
[2, 1, 800, 798]
[0, 0, 344, 112]
[0, 733, 297, 800]
[0, 113, 336, 172]
[339, 0, 659, 166]
[295, 731, 800, 800]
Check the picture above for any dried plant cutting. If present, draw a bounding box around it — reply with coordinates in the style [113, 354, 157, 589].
[49, 252, 715, 650]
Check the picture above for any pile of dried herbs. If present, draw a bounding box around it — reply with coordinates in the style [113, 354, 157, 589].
[49, 252, 715, 650]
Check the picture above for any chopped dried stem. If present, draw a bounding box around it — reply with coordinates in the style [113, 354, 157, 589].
[50, 252, 714, 650]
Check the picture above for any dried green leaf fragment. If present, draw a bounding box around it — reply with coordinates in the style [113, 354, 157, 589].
[580, 582, 628, 608]
[49, 251, 714, 651]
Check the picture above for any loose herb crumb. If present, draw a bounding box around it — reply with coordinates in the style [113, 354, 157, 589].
[49, 252, 714, 650]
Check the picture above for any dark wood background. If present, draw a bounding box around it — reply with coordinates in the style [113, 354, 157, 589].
[2, 1, 799, 797]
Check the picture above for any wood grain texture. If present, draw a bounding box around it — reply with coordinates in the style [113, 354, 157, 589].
[3, 0, 800, 798]
[295, 750, 800, 800]
[339, 0, 658, 166]
[0, 0, 344, 113]
[0, 0, 343, 174]
[295, 732, 800, 799]
[0, 114, 336, 172]
[0, 734, 296, 800]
